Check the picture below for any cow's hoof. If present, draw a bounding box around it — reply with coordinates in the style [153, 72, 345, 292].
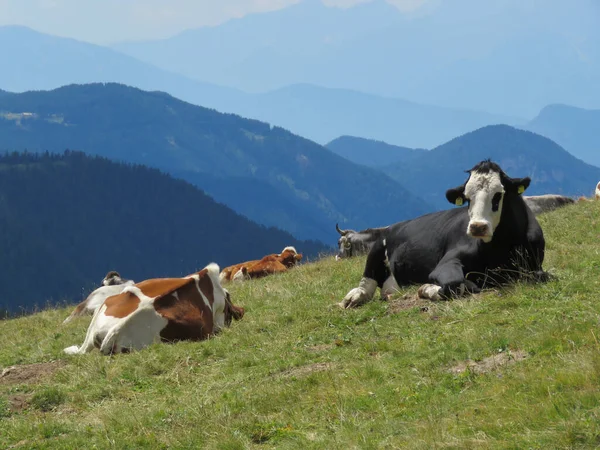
[417, 284, 443, 301]
[63, 345, 80, 354]
[533, 270, 553, 282]
[339, 288, 372, 309]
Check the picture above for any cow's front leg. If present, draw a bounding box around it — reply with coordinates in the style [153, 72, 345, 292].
[339, 239, 390, 309]
[427, 255, 480, 300]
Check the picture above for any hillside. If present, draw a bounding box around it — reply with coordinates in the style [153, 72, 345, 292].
[112, 0, 600, 117]
[382, 125, 600, 210]
[0, 199, 599, 447]
[525, 104, 600, 168]
[0, 83, 431, 243]
[326, 135, 427, 167]
[0, 151, 327, 314]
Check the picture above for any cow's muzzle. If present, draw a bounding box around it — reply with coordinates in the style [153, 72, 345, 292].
[468, 221, 492, 239]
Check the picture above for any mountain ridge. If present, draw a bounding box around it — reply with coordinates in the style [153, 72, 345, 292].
[380, 124, 600, 209]
[525, 104, 600, 168]
[0, 82, 431, 243]
[326, 135, 427, 167]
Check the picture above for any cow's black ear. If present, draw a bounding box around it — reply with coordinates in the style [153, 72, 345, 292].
[446, 186, 466, 206]
[504, 176, 531, 195]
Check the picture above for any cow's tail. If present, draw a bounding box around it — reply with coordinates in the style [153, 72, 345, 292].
[62, 299, 88, 324]
[206, 263, 221, 281]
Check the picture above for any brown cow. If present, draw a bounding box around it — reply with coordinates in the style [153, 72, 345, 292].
[219, 247, 303, 282]
[63, 263, 244, 355]
[596, 181, 600, 200]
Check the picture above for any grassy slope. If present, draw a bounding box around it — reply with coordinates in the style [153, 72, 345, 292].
[1, 200, 599, 449]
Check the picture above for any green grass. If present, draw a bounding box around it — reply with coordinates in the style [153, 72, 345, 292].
[1, 200, 600, 449]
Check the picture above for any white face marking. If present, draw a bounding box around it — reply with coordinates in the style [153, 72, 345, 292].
[337, 236, 351, 258]
[463, 171, 505, 242]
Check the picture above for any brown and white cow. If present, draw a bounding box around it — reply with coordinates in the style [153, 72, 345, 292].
[219, 247, 303, 282]
[596, 181, 600, 200]
[63, 263, 244, 355]
[62, 271, 134, 324]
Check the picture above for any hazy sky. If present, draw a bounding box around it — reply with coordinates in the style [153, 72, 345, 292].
[0, 0, 429, 44]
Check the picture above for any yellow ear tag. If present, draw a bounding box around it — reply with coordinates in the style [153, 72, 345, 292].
[517, 185, 525, 194]
[455, 197, 464, 206]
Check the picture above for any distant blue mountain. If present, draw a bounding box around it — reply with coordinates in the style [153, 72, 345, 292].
[326, 136, 427, 167]
[0, 25, 520, 149]
[381, 125, 600, 209]
[0, 25, 244, 108]
[228, 84, 519, 149]
[525, 104, 600, 168]
[113, 0, 600, 117]
[112, 0, 401, 88]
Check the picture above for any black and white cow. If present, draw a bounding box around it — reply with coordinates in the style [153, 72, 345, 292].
[335, 224, 389, 260]
[335, 194, 570, 261]
[340, 160, 548, 308]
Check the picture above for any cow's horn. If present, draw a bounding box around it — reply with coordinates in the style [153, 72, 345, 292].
[336, 223, 349, 236]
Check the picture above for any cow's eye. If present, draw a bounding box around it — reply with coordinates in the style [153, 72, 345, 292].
[491, 192, 502, 212]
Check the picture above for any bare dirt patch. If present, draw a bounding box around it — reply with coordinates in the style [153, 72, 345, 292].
[6, 394, 32, 413]
[387, 293, 429, 314]
[0, 361, 65, 386]
[449, 350, 528, 375]
[277, 362, 334, 379]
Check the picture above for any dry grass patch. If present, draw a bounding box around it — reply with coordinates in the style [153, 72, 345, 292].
[277, 362, 335, 379]
[449, 349, 529, 375]
[387, 291, 430, 314]
[305, 344, 335, 353]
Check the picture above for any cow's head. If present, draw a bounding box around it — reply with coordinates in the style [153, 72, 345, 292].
[446, 160, 530, 242]
[335, 224, 354, 260]
[102, 271, 125, 286]
[279, 247, 303, 267]
[223, 290, 245, 326]
[232, 266, 250, 282]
